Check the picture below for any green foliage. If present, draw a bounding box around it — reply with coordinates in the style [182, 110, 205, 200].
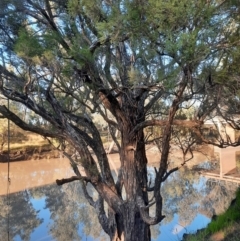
[96, 8, 124, 42]
[68, 0, 105, 25]
[185, 188, 240, 241]
[70, 44, 93, 66]
[128, 67, 142, 85]
[14, 27, 62, 66]
[67, 0, 81, 16]
[1, 1, 240, 238]
[207, 206, 240, 234]
[14, 28, 43, 59]
[7, 0, 240, 93]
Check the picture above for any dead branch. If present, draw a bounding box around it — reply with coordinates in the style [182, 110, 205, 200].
[56, 176, 90, 185]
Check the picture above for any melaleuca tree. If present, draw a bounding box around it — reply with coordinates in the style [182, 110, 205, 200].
[1, 0, 240, 240]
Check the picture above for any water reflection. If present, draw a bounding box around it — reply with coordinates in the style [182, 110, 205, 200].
[160, 167, 239, 234]
[0, 182, 108, 241]
[0, 165, 239, 241]
[0, 190, 43, 241]
[0, 158, 74, 195]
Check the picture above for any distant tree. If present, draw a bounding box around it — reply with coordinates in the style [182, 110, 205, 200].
[0, 99, 29, 153]
[1, 1, 240, 240]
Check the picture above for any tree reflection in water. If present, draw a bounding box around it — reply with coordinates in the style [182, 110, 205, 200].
[0, 181, 108, 241]
[0, 166, 239, 241]
[38, 182, 108, 241]
[160, 167, 239, 229]
[0, 190, 42, 241]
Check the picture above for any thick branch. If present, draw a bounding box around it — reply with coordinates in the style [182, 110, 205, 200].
[94, 197, 110, 235]
[137, 196, 165, 225]
[93, 182, 124, 214]
[131, 119, 203, 136]
[44, 91, 116, 189]
[144, 89, 165, 113]
[68, 115, 116, 188]
[161, 167, 179, 182]
[193, 126, 240, 148]
[97, 107, 118, 128]
[0, 105, 60, 138]
[28, 0, 70, 51]
[56, 176, 90, 185]
[57, 148, 109, 219]
[98, 90, 125, 122]
[0, 79, 63, 128]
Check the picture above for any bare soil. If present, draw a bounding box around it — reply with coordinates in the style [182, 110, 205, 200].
[0, 144, 60, 162]
[0, 142, 215, 166]
[210, 232, 225, 241]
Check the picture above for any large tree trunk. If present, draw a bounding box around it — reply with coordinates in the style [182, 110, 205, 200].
[108, 203, 151, 241]
[103, 139, 151, 241]
[106, 99, 151, 241]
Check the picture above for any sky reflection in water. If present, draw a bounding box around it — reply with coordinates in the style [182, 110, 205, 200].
[0, 162, 239, 241]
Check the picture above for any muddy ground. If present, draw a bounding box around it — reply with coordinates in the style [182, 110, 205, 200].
[0, 144, 60, 162]
[0, 143, 215, 170]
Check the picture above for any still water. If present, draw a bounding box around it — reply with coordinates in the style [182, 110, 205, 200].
[0, 158, 239, 241]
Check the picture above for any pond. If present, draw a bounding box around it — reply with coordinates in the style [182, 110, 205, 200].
[0, 157, 239, 241]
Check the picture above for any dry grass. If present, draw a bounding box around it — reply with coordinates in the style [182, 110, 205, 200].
[9, 134, 49, 151]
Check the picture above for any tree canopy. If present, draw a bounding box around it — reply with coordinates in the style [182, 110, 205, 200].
[1, 0, 240, 240]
